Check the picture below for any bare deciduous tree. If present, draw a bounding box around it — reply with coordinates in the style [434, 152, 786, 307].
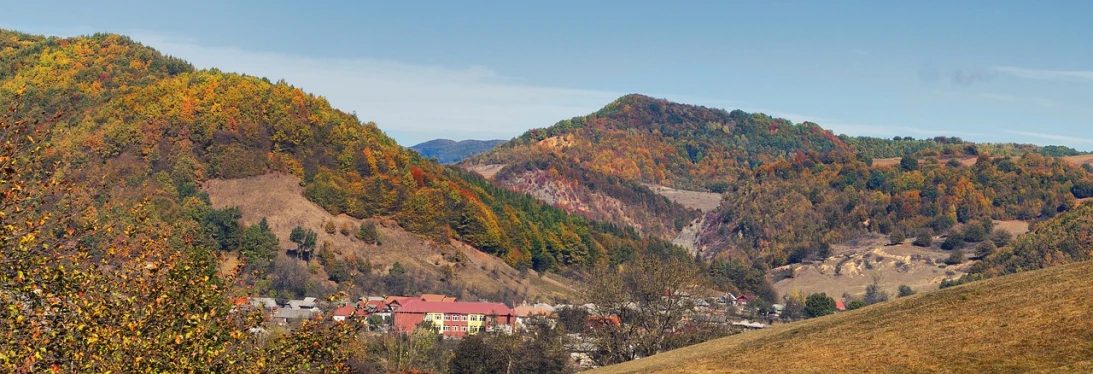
[584, 256, 709, 365]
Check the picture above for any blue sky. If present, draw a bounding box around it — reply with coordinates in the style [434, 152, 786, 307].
[2, 1, 1092, 149]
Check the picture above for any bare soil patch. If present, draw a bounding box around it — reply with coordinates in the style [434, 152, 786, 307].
[774, 242, 963, 299]
[1063, 154, 1093, 166]
[465, 164, 506, 180]
[873, 155, 978, 167]
[993, 219, 1030, 236]
[642, 183, 723, 212]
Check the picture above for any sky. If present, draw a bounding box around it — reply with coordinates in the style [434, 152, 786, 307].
[2, 1, 1092, 150]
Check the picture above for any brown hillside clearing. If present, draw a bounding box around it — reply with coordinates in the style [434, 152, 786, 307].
[774, 220, 1026, 300]
[642, 183, 723, 212]
[1063, 154, 1093, 166]
[465, 164, 507, 180]
[202, 173, 575, 301]
[872, 155, 979, 167]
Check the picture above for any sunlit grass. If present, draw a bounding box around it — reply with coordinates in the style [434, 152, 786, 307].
[593, 260, 1093, 373]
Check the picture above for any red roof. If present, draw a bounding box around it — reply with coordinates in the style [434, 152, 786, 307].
[384, 296, 413, 306]
[397, 300, 513, 316]
[333, 304, 368, 317]
[835, 300, 846, 311]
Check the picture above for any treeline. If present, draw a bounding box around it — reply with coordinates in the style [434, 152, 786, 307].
[840, 135, 1084, 161]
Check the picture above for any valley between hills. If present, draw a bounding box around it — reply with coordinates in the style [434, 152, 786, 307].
[3, 27, 1093, 373]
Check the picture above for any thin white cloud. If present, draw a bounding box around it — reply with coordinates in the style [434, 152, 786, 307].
[823, 122, 989, 139]
[933, 90, 1059, 109]
[128, 32, 623, 145]
[975, 93, 1057, 108]
[994, 66, 1093, 82]
[1004, 130, 1093, 145]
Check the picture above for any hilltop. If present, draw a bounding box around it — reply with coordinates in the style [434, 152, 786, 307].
[410, 138, 506, 164]
[593, 258, 1093, 373]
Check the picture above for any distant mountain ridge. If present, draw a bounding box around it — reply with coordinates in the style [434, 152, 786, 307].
[410, 138, 506, 164]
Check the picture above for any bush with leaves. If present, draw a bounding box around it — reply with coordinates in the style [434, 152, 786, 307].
[864, 275, 890, 305]
[203, 207, 242, 250]
[805, 293, 837, 318]
[897, 285, 915, 297]
[989, 229, 1012, 247]
[962, 222, 988, 242]
[941, 233, 966, 250]
[240, 217, 279, 273]
[913, 231, 934, 247]
[888, 231, 906, 245]
[946, 250, 966, 265]
[356, 220, 380, 245]
[975, 240, 997, 258]
[289, 226, 317, 259]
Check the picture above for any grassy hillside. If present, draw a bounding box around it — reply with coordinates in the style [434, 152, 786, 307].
[594, 259, 1093, 373]
[410, 138, 505, 164]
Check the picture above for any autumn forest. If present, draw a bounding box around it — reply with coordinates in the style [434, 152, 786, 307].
[2, 28, 1092, 372]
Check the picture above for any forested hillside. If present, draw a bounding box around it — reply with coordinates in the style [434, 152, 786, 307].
[410, 138, 505, 164]
[0, 30, 684, 274]
[472, 94, 848, 190]
[0, 29, 696, 370]
[967, 201, 1093, 278]
[468, 94, 1093, 281]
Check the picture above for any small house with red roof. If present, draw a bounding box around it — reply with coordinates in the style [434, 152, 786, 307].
[394, 300, 514, 338]
[835, 300, 846, 311]
[332, 304, 369, 322]
[736, 294, 757, 305]
[382, 296, 413, 312]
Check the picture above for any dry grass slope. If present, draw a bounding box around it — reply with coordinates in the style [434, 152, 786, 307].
[202, 173, 576, 301]
[592, 260, 1093, 374]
